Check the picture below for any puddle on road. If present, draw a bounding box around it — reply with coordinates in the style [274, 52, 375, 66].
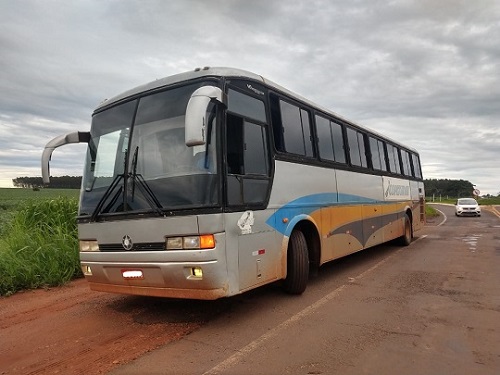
[454, 234, 483, 252]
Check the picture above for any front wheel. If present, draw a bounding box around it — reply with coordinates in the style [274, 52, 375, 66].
[399, 214, 412, 246]
[283, 230, 309, 294]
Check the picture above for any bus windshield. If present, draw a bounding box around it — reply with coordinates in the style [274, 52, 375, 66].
[79, 82, 219, 217]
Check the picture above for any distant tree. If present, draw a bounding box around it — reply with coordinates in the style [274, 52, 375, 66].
[12, 176, 82, 189]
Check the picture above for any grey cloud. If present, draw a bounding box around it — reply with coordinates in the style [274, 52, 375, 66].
[0, 0, 499, 193]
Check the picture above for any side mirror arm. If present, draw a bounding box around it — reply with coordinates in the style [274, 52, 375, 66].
[41, 131, 90, 184]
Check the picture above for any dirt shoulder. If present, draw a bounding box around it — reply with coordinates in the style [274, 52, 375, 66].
[0, 279, 205, 375]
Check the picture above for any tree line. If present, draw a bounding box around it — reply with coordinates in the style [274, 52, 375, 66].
[11, 176, 497, 197]
[12, 176, 82, 189]
[424, 178, 479, 198]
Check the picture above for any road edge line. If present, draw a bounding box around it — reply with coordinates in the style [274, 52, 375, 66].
[202, 247, 407, 375]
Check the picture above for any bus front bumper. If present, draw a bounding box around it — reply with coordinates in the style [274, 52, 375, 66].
[87, 281, 228, 300]
[81, 260, 230, 300]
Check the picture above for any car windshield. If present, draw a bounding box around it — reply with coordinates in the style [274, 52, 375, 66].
[458, 198, 477, 205]
[79, 81, 219, 217]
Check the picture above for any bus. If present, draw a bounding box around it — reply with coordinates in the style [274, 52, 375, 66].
[42, 67, 425, 300]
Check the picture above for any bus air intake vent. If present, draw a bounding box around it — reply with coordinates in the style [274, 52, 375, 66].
[99, 242, 166, 252]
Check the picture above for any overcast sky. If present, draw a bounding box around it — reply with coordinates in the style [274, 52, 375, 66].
[1, 0, 499, 195]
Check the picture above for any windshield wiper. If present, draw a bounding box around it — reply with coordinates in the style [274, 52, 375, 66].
[129, 146, 164, 216]
[90, 173, 124, 222]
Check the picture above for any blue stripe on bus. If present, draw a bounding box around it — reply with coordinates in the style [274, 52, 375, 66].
[265, 193, 378, 235]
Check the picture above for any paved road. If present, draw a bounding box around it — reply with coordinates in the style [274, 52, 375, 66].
[110, 206, 500, 375]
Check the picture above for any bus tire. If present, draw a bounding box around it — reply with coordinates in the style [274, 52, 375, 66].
[399, 214, 412, 246]
[283, 230, 309, 294]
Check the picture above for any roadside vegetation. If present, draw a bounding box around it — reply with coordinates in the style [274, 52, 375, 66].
[425, 204, 439, 218]
[0, 188, 80, 296]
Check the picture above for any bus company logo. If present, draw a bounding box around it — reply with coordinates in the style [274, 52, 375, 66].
[237, 210, 255, 235]
[385, 180, 410, 198]
[246, 84, 264, 96]
[122, 235, 134, 251]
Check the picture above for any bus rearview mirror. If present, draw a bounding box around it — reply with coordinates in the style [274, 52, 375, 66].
[41, 131, 90, 184]
[185, 86, 226, 147]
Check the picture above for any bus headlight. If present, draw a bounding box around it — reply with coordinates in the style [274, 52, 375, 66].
[183, 236, 200, 249]
[166, 234, 215, 250]
[79, 240, 100, 252]
[166, 237, 183, 249]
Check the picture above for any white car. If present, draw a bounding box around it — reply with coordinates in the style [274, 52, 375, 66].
[455, 198, 481, 217]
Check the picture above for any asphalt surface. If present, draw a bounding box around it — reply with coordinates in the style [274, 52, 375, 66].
[109, 205, 500, 375]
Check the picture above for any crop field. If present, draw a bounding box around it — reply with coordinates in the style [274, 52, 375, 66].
[0, 188, 80, 296]
[0, 188, 78, 229]
[0, 187, 79, 209]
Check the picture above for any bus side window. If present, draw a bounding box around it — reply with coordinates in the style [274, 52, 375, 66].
[271, 95, 314, 157]
[316, 115, 335, 161]
[411, 153, 422, 178]
[331, 121, 346, 163]
[401, 150, 412, 176]
[378, 140, 388, 171]
[369, 136, 381, 170]
[395, 147, 403, 175]
[346, 127, 367, 168]
[315, 114, 347, 163]
[358, 132, 368, 168]
[387, 144, 402, 174]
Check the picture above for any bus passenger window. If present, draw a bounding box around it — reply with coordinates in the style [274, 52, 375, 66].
[378, 140, 388, 171]
[387, 144, 402, 174]
[347, 127, 366, 167]
[358, 132, 367, 168]
[315, 115, 346, 163]
[369, 137, 388, 172]
[401, 150, 412, 176]
[277, 99, 314, 157]
[369, 137, 381, 170]
[411, 153, 422, 178]
[316, 115, 335, 161]
[331, 122, 346, 163]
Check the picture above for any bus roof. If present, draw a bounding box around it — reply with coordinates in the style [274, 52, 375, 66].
[95, 67, 418, 153]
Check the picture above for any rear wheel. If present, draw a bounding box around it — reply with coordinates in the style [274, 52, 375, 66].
[283, 230, 309, 294]
[399, 214, 412, 246]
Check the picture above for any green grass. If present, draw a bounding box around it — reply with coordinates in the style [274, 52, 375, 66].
[425, 204, 439, 218]
[0, 189, 81, 296]
[0, 188, 79, 234]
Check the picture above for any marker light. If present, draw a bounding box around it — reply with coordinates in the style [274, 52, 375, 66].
[200, 234, 215, 249]
[79, 240, 99, 252]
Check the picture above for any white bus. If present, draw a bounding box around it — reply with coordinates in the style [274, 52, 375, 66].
[42, 67, 425, 299]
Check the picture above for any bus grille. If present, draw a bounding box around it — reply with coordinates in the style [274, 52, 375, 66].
[99, 242, 166, 252]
